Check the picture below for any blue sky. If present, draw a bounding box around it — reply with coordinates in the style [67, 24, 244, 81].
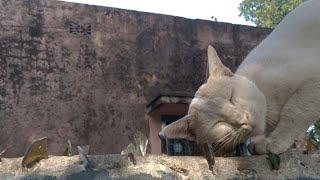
[59, 0, 255, 26]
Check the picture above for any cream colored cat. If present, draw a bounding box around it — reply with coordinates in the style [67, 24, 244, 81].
[160, 0, 320, 154]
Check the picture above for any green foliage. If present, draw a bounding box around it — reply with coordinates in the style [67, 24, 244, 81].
[306, 119, 320, 146]
[239, 0, 307, 28]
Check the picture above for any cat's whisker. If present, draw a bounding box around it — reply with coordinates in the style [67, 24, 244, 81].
[214, 132, 238, 153]
[213, 131, 236, 148]
[232, 130, 243, 149]
[237, 130, 244, 149]
[213, 127, 251, 154]
[212, 139, 228, 152]
[231, 133, 238, 150]
[211, 131, 233, 149]
[216, 136, 235, 153]
[216, 129, 247, 154]
[213, 132, 232, 144]
[212, 135, 231, 152]
[233, 132, 241, 149]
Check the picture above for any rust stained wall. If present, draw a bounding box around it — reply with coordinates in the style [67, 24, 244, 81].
[0, 0, 272, 157]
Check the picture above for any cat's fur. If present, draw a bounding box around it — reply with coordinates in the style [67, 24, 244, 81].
[160, 0, 320, 154]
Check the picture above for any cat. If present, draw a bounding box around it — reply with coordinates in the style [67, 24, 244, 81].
[159, 0, 320, 155]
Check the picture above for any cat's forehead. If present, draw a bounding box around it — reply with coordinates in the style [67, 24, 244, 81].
[196, 78, 233, 96]
[191, 92, 225, 109]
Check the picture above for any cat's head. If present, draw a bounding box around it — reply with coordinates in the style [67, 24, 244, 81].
[159, 46, 267, 152]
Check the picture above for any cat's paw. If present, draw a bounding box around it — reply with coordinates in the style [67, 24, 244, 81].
[248, 138, 270, 154]
[248, 138, 287, 155]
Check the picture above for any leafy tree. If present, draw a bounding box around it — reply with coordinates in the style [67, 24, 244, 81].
[239, 0, 307, 28]
[307, 119, 320, 146]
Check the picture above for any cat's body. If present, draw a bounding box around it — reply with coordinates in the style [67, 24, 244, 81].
[160, 0, 320, 154]
[237, 0, 320, 152]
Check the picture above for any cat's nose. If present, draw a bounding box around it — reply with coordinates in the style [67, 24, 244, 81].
[158, 131, 166, 140]
[239, 113, 249, 124]
[239, 113, 253, 131]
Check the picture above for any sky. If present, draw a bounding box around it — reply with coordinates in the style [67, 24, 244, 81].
[59, 0, 255, 26]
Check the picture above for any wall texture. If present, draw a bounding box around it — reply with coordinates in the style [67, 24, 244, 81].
[0, 0, 272, 157]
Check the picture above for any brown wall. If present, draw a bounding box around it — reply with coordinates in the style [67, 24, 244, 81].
[0, 0, 272, 157]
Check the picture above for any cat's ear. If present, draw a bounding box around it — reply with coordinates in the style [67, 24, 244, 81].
[158, 115, 195, 141]
[207, 45, 233, 77]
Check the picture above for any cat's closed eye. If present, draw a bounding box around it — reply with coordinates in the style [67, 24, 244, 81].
[229, 91, 235, 105]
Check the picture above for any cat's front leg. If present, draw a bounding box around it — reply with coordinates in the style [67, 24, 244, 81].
[248, 136, 293, 154]
[250, 80, 320, 154]
[248, 134, 269, 154]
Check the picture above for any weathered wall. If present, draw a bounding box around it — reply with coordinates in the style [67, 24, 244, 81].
[0, 0, 272, 157]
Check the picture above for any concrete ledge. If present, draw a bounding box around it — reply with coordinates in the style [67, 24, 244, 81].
[1, 150, 320, 179]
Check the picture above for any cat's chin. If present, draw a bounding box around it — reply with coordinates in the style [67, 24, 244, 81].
[240, 124, 253, 132]
[208, 123, 250, 152]
[211, 137, 246, 153]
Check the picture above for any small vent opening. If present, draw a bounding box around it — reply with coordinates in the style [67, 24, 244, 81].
[69, 23, 91, 35]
